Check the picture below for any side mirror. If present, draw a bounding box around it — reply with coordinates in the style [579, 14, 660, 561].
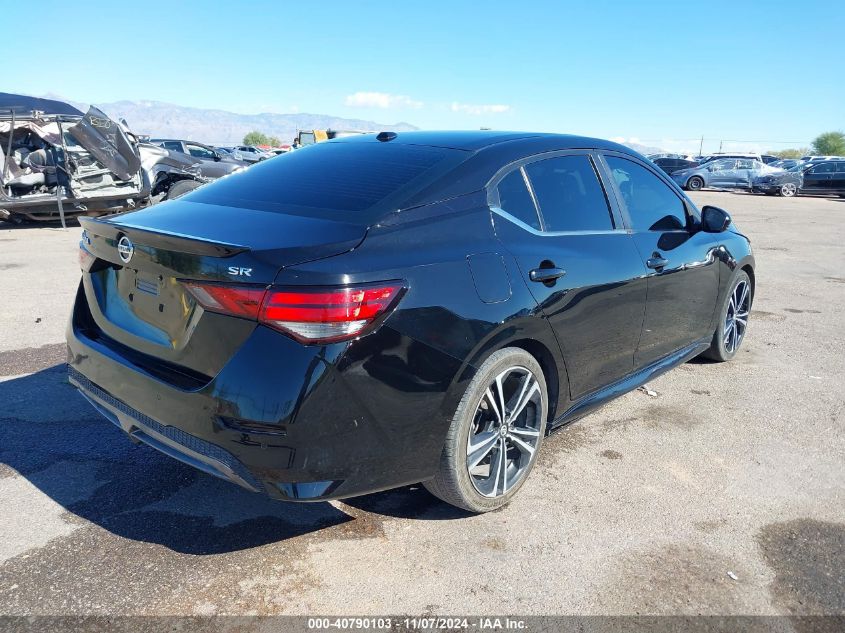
[701, 205, 732, 233]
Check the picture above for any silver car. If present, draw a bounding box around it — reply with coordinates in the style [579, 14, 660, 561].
[671, 158, 778, 191]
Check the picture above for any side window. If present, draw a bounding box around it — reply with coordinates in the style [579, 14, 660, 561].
[605, 156, 688, 232]
[186, 143, 215, 159]
[524, 155, 614, 231]
[162, 141, 183, 152]
[736, 159, 755, 169]
[496, 168, 541, 230]
[811, 162, 835, 173]
[836, 162, 845, 173]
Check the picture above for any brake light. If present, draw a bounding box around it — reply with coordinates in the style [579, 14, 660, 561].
[183, 282, 404, 344]
[182, 283, 264, 319]
[79, 242, 96, 272]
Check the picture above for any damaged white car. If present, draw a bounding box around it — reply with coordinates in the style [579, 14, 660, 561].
[1, 93, 210, 224]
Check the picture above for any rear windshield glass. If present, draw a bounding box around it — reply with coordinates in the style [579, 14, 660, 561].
[186, 141, 467, 219]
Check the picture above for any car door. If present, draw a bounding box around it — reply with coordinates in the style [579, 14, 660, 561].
[184, 142, 222, 177]
[831, 162, 845, 192]
[708, 159, 735, 187]
[734, 159, 759, 188]
[600, 153, 720, 367]
[490, 152, 648, 400]
[803, 162, 835, 192]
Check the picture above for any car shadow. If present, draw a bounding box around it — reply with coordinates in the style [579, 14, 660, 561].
[0, 364, 463, 555]
[0, 217, 79, 230]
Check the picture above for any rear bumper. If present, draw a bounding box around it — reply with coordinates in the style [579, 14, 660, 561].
[66, 286, 466, 502]
[752, 183, 780, 192]
[69, 366, 265, 493]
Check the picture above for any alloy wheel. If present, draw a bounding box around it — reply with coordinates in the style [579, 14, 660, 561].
[724, 280, 750, 354]
[781, 183, 797, 197]
[466, 366, 543, 498]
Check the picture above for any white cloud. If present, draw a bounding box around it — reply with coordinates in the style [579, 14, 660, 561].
[344, 92, 423, 109]
[450, 102, 511, 115]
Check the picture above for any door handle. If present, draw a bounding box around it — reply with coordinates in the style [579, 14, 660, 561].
[529, 267, 567, 283]
[646, 254, 669, 270]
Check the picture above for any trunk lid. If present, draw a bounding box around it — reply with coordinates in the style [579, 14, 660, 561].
[77, 200, 367, 378]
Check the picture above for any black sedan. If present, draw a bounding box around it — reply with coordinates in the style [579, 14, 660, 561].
[651, 157, 700, 176]
[753, 160, 845, 197]
[67, 131, 755, 512]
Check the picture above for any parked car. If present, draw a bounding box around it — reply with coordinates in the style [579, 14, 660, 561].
[672, 157, 777, 190]
[800, 155, 845, 162]
[752, 160, 845, 197]
[150, 139, 247, 178]
[68, 131, 754, 512]
[768, 159, 803, 170]
[699, 152, 763, 164]
[0, 93, 208, 223]
[233, 145, 272, 163]
[651, 157, 700, 176]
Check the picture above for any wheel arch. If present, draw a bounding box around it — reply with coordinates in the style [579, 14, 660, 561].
[741, 262, 756, 304]
[450, 319, 568, 425]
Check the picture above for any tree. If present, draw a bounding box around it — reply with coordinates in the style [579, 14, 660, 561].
[243, 131, 270, 146]
[811, 131, 845, 156]
[268, 136, 283, 147]
[769, 148, 810, 159]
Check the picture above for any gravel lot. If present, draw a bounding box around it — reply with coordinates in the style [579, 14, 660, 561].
[0, 191, 842, 618]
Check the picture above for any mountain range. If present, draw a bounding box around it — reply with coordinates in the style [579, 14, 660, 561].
[40, 94, 665, 154]
[58, 97, 417, 146]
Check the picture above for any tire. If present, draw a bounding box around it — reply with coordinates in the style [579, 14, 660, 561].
[780, 183, 798, 197]
[424, 347, 548, 512]
[166, 179, 202, 200]
[687, 176, 704, 191]
[702, 270, 752, 362]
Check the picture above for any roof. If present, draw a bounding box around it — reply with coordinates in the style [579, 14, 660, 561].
[0, 93, 83, 117]
[331, 130, 635, 156]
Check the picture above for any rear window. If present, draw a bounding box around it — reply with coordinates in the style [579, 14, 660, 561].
[187, 141, 467, 219]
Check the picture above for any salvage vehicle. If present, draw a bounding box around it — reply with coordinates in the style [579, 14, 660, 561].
[753, 160, 845, 197]
[68, 131, 754, 512]
[1, 93, 208, 224]
[150, 139, 248, 179]
[672, 157, 778, 191]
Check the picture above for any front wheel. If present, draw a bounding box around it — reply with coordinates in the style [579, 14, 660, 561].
[780, 183, 798, 197]
[702, 271, 752, 362]
[424, 348, 548, 512]
[687, 176, 704, 191]
[165, 179, 202, 200]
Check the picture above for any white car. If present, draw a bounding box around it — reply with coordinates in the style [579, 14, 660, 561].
[233, 146, 271, 163]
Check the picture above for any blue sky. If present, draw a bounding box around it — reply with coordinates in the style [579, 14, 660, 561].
[6, 0, 840, 153]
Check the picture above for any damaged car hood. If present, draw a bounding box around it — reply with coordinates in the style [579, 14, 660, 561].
[66, 106, 141, 181]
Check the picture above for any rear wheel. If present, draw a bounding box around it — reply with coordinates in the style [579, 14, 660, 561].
[780, 183, 797, 197]
[166, 179, 202, 200]
[424, 348, 548, 512]
[687, 176, 704, 191]
[702, 271, 751, 362]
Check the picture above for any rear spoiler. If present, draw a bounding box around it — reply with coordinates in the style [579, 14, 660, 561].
[79, 216, 250, 258]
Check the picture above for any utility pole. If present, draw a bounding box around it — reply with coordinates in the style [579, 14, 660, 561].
[719, 140, 723, 152]
[699, 136, 704, 157]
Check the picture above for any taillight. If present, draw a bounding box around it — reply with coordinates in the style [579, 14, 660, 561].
[183, 282, 404, 344]
[182, 283, 264, 320]
[79, 242, 96, 272]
